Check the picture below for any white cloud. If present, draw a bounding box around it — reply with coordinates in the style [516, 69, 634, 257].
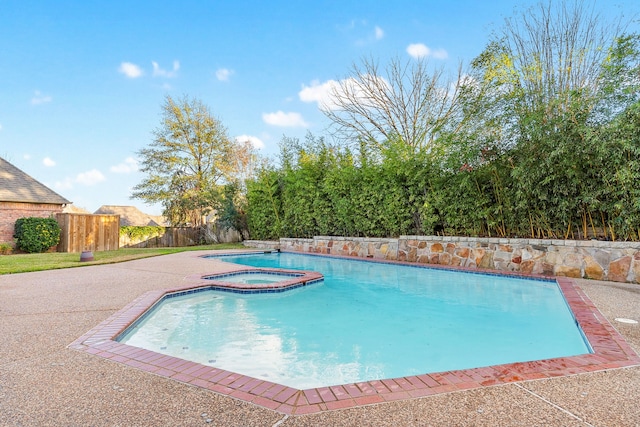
[110, 157, 138, 174]
[432, 49, 449, 60]
[0, 123, 3, 131]
[216, 68, 234, 82]
[406, 43, 448, 60]
[235, 134, 265, 150]
[375, 26, 384, 40]
[300, 76, 390, 111]
[299, 79, 341, 110]
[118, 62, 144, 78]
[262, 111, 308, 127]
[54, 178, 74, 191]
[152, 60, 180, 78]
[406, 43, 431, 59]
[43, 157, 56, 167]
[76, 169, 106, 186]
[31, 90, 52, 105]
[52, 169, 106, 191]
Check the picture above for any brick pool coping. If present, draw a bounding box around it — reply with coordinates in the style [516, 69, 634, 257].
[68, 253, 640, 415]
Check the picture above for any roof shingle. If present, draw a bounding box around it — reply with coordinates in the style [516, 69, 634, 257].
[0, 157, 71, 205]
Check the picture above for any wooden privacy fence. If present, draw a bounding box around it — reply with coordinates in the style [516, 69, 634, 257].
[120, 227, 201, 248]
[56, 213, 120, 253]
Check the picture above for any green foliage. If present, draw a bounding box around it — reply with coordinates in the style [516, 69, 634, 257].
[14, 217, 61, 253]
[245, 2, 640, 242]
[119, 226, 165, 239]
[246, 166, 283, 240]
[247, 134, 435, 239]
[247, 101, 640, 240]
[217, 182, 248, 238]
[132, 95, 236, 226]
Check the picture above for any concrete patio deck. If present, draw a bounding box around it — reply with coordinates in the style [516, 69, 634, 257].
[1, 250, 639, 426]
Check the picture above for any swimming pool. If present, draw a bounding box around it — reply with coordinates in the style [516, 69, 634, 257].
[118, 252, 591, 389]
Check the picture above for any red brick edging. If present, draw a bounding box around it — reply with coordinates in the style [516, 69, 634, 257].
[68, 259, 640, 415]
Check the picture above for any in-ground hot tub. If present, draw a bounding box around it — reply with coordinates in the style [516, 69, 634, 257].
[201, 268, 323, 292]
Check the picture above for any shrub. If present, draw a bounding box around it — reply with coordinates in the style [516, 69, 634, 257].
[0, 242, 13, 255]
[14, 217, 61, 253]
[119, 225, 165, 239]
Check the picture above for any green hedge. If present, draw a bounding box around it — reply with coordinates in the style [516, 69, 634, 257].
[119, 226, 165, 239]
[14, 217, 61, 253]
[246, 113, 640, 241]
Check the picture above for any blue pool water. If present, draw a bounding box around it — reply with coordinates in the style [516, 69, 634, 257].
[119, 252, 591, 389]
[205, 271, 302, 285]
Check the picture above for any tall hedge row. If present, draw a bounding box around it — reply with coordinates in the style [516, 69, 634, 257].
[246, 104, 640, 241]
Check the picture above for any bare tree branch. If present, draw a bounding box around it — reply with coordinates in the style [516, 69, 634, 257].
[321, 57, 467, 154]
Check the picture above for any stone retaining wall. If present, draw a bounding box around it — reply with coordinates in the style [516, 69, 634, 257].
[246, 236, 640, 284]
[242, 240, 281, 250]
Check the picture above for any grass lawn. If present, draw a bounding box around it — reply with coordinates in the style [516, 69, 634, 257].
[0, 243, 245, 275]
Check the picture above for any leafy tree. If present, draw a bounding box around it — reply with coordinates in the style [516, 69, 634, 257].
[217, 182, 249, 239]
[132, 95, 236, 226]
[246, 165, 283, 240]
[467, 0, 639, 238]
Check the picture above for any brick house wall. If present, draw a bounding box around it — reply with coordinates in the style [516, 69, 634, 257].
[0, 201, 64, 245]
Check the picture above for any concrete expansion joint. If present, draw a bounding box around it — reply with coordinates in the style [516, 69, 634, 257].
[514, 383, 595, 427]
[272, 414, 289, 426]
[4, 308, 116, 317]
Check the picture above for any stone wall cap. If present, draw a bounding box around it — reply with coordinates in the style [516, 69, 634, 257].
[592, 240, 610, 248]
[280, 237, 313, 242]
[608, 241, 639, 249]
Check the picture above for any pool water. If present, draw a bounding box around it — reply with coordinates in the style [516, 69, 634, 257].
[206, 272, 300, 285]
[119, 252, 591, 389]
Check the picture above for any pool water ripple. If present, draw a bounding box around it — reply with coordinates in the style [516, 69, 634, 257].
[119, 252, 590, 389]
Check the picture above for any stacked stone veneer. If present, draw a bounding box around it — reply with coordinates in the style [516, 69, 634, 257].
[243, 240, 282, 250]
[244, 236, 640, 284]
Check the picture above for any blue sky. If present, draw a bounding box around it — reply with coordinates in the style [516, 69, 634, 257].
[1, 1, 638, 215]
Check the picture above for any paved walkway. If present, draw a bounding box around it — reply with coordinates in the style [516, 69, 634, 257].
[1, 250, 639, 426]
